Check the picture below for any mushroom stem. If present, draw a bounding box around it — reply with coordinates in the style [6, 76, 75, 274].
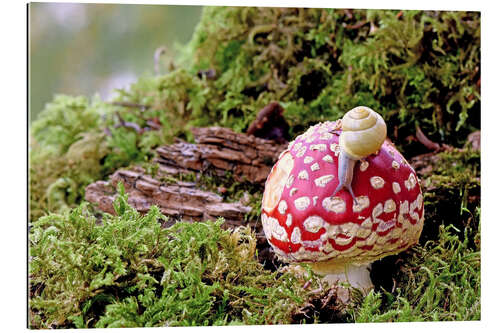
[309, 261, 374, 299]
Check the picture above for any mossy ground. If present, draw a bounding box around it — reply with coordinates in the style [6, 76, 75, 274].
[29, 7, 480, 327]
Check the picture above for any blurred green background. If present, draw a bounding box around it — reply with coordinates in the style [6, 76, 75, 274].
[29, 2, 202, 122]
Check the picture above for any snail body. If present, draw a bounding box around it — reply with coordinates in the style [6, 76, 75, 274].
[332, 106, 387, 201]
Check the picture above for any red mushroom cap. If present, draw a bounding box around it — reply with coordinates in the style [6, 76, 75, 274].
[261, 120, 424, 266]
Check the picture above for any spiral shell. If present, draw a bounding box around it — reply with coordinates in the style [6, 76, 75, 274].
[339, 106, 387, 160]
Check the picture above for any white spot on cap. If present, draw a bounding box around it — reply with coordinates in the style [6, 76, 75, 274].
[278, 200, 288, 214]
[392, 182, 401, 194]
[286, 175, 294, 188]
[410, 210, 420, 222]
[290, 188, 298, 196]
[392, 160, 400, 169]
[384, 199, 396, 213]
[319, 132, 333, 140]
[303, 216, 325, 233]
[365, 232, 377, 246]
[292, 142, 302, 152]
[360, 160, 369, 172]
[314, 174, 334, 187]
[310, 143, 327, 151]
[304, 156, 314, 164]
[296, 146, 307, 157]
[264, 216, 287, 241]
[400, 201, 409, 215]
[334, 236, 353, 246]
[377, 220, 396, 232]
[356, 229, 371, 239]
[305, 135, 316, 143]
[294, 196, 311, 210]
[410, 198, 418, 213]
[370, 176, 385, 189]
[409, 198, 420, 221]
[330, 143, 341, 156]
[339, 222, 359, 238]
[357, 219, 372, 238]
[404, 173, 417, 191]
[353, 196, 370, 212]
[372, 203, 383, 218]
[322, 241, 334, 252]
[310, 163, 320, 171]
[322, 155, 334, 163]
[286, 213, 293, 227]
[322, 196, 346, 213]
[298, 170, 309, 180]
[361, 217, 372, 229]
[291, 227, 302, 244]
[313, 196, 318, 206]
[417, 193, 423, 210]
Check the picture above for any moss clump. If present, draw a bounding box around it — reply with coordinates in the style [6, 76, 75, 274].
[181, 8, 480, 149]
[29, 184, 314, 328]
[355, 224, 480, 322]
[29, 96, 112, 221]
[416, 148, 480, 243]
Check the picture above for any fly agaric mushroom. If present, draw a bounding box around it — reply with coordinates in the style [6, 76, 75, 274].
[261, 106, 424, 297]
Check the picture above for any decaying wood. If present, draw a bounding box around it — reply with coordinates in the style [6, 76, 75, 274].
[86, 127, 288, 229]
[85, 166, 253, 228]
[155, 126, 288, 184]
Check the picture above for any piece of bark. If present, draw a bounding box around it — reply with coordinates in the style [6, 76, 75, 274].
[155, 126, 288, 184]
[85, 166, 253, 228]
[246, 102, 290, 143]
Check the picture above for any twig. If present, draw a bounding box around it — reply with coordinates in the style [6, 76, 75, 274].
[111, 101, 150, 111]
[343, 20, 368, 30]
[415, 125, 441, 151]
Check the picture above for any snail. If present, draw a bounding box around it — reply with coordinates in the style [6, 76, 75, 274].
[332, 106, 387, 203]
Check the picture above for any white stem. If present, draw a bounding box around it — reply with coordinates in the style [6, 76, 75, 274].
[309, 261, 374, 302]
[321, 263, 373, 293]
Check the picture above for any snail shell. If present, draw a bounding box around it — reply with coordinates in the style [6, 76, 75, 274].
[339, 106, 387, 160]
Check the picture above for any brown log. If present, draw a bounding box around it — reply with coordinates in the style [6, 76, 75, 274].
[85, 166, 253, 228]
[86, 127, 289, 229]
[155, 126, 288, 184]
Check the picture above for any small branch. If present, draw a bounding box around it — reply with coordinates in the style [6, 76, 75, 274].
[343, 20, 368, 30]
[415, 125, 440, 151]
[111, 101, 150, 111]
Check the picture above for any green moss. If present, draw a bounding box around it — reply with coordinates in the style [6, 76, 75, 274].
[417, 148, 480, 244]
[353, 224, 480, 322]
[29, 184, 313, 328]
[29, 96, 112, 221]
[181, 8, 480, 145]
